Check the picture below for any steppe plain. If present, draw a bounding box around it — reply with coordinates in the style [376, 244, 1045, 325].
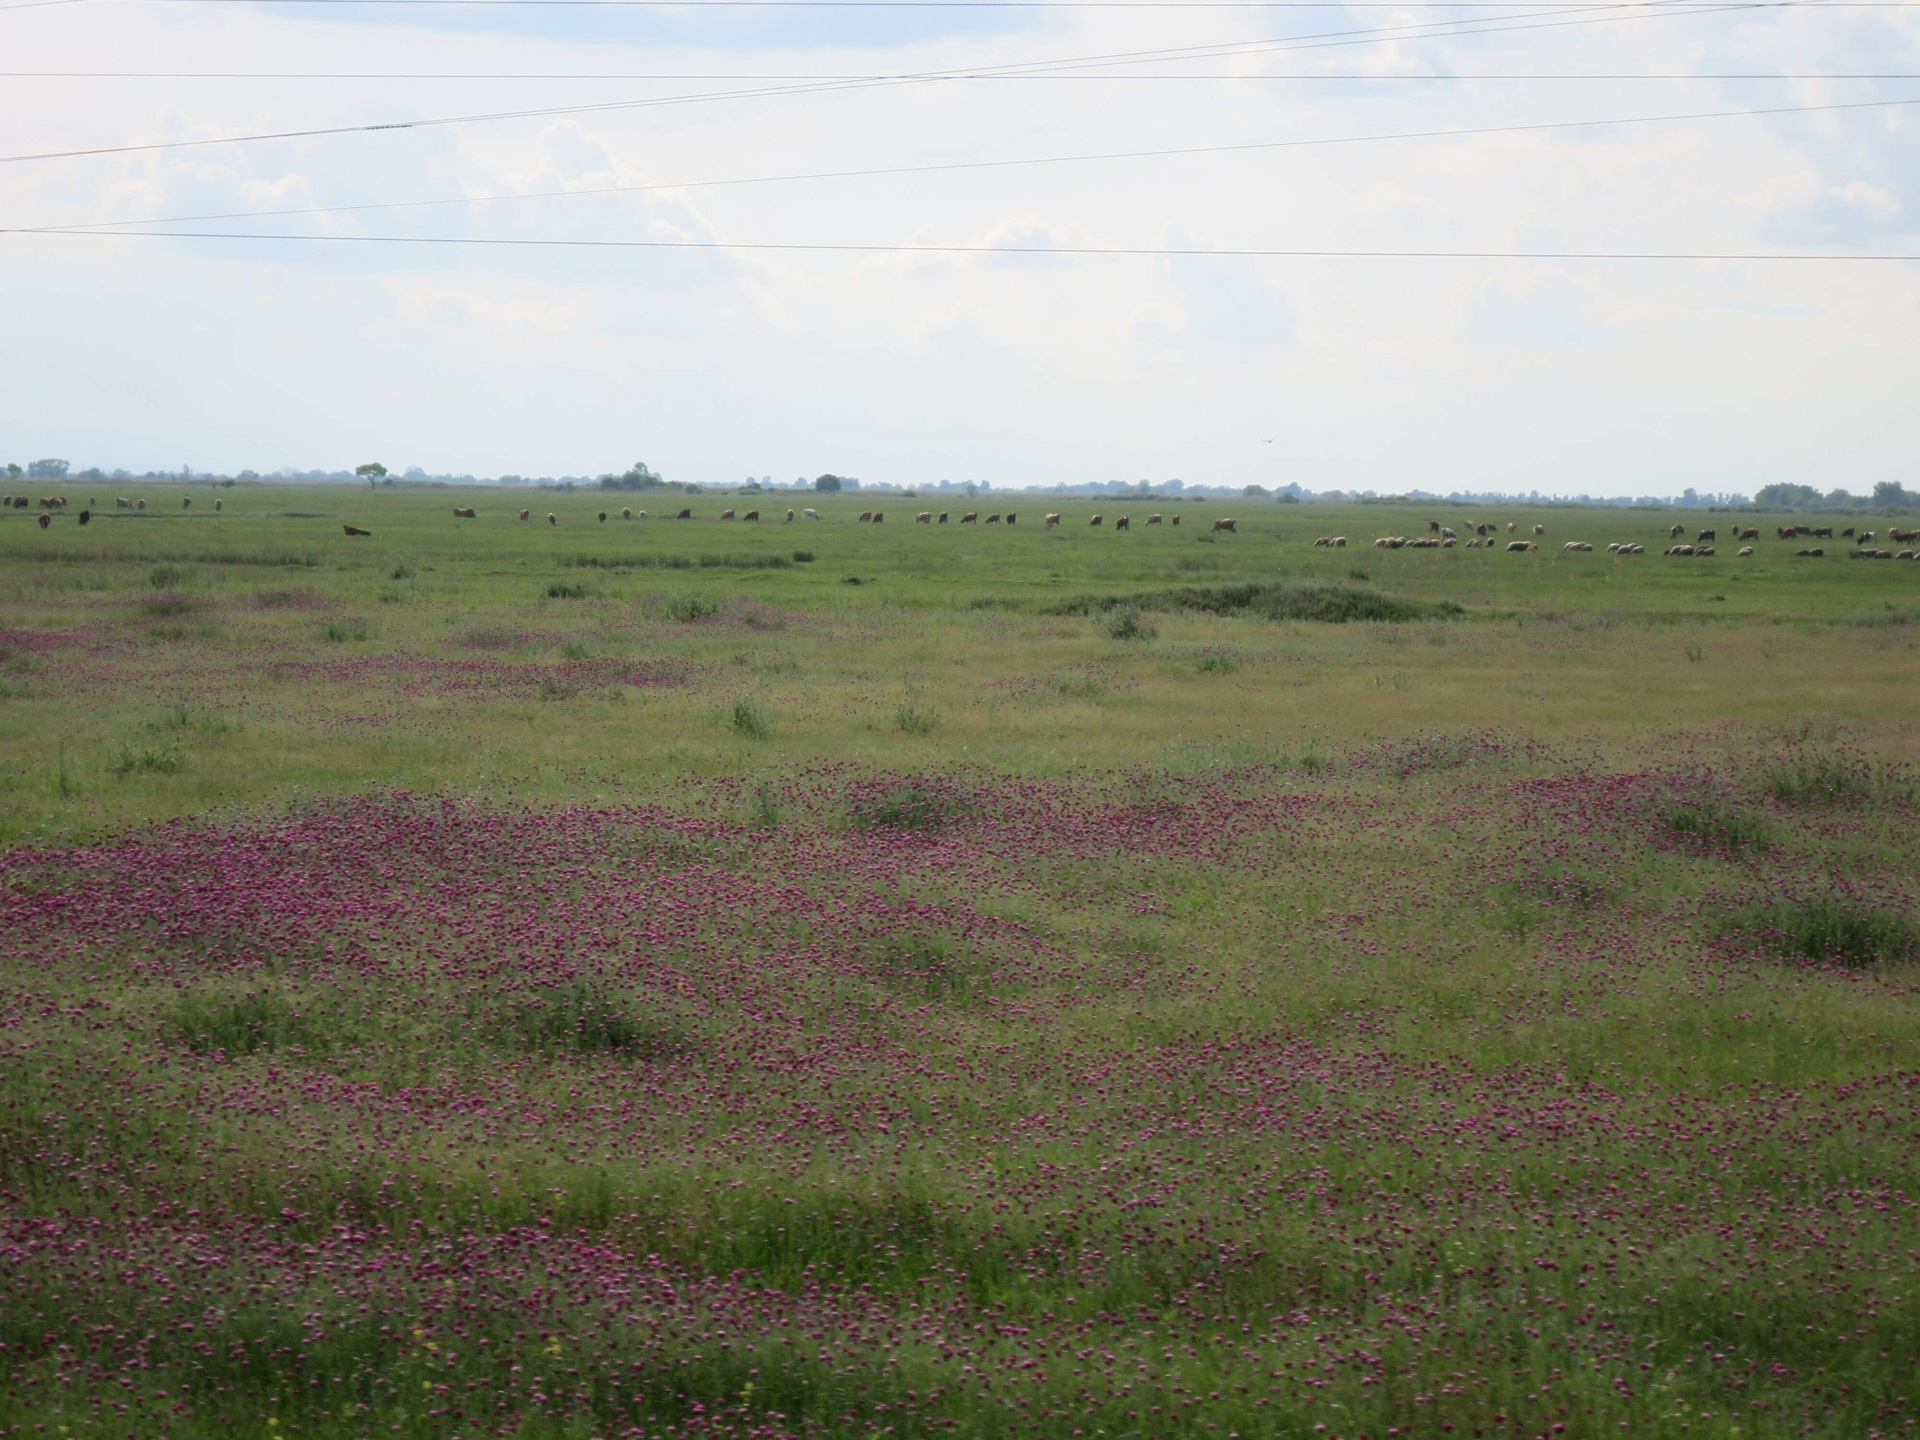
[2, 487, 1918, 1439]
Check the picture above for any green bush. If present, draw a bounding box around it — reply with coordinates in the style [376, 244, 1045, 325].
[166, 989, 321, 1055]
[1733, 898, 1918, 969]
[730, 697, 771, 739]
[1661, 797, 1771, 851]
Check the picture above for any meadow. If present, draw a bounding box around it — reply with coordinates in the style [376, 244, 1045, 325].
[2, 484, 1919, 1440]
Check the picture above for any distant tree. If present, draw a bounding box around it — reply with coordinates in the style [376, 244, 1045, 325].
[1243, 484, 1271, 498]
[355, 462, 388, 489]
[1872, 480, 1912, 507]
[814, 474, 844, 493]
[27, 458, 70, 479]
[4, 463, 20, 479]
[601, 462, 667, 491]
[1753, 482, 1822, 510]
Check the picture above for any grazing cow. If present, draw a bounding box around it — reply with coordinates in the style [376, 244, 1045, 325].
[1697, 529, 1716, 544]
[343, 524, 372, 536]
[1006, 512, 1017, 525]
[786, 509, 795, 522]
[858, 510, 873, 523]
[1147, 513, 1164, 526]
[803, 508, 820, 521]
[77, 509, 90, 526]
[961, 512, 978, 524]
[722, 508, 736, 520]
[115, 497, 130, 509]
[744, 509, 759, 521]
[985, 512, 1001, 524]
[1115, 515, 1130, 531]
[637, 510, 648, 519]
[1860, 531, 1876, 545]
[1811, 527, 1833, 539]
[519, 509, 531, 521]
[37, 512, 50, 529]
[1171, 514, 1181, 527]
[1738, 546, 1754, 557]
[1044, 513, 1060, 527]
[1842, 527, 1856, 538]
[213, 499, 221, 512]
[916, 511, 932, 524]
[622, 507, 632, 519]
[938, 512, 949, 524]
[183, 496, 191, 509]
[1670, 524, 1686, 539]
[1532, 524, 1546, 537]
[1507, 522, 1517, 534]
[1507, 539, 1535, 552]
[1736, 527, 1757, 541]
[1889, 527, 1919, 544]
[1428, 519, 1441, 534]
[547, 512, 557, 525]
[872, 511, 884, 523]
[1794, 547, 1823, 557]
[453, 506, 477, 518]
[1212, 518, 1237, 534]
[677, 508, 692, 519]
[597, 512, 608, 523]
[1089, 514, 1103, 527]
[137, 499, 146, 511]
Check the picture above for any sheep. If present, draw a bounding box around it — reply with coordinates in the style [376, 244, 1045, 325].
[1427, 519, 1441, 534]
[1664, 544, 1695, 556]
[1440, 526, 1456, 540]
[37, 512, 50, 529]
[1898, 551, 1917, 561]
[1507, 539, 1536, 552]
[77, 509, 90, 526]
[1466, 537, 1482, 548]
[1738, 545, 1754, 557]
[622, 507, 632, 520]
[1794, 547, 1824, 557]
[1314, 536, 1332, 547]
[1331, 536, 1346, 548]
[1670, 524, 1686, 539]
[1006, 512, 1017, 525]
[213, 499, 222, 512]
[1533, 524, 1546, 537]
[1562, 541, 1592, 552]
[637, 510, 648, 519]
[786, 509, 795, 522]
[343, 524, 372, 536]
[182, 496, 191, 509]
[1507, 521, 1516, 534]
[137, 499, 146, 511]
[803, 508, 820, 520]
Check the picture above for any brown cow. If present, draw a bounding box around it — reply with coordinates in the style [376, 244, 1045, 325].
[343, 524, 371, 536]
[1736, 527, 1758, 541]
[1670, 524, 1686, 539]
[1006, 512, 1016, 525]
[743, 509, 759, 521]
[1811, 527, 1833, 538]
[547, 512, 557, 525]
[858, 510, 873, 522]
[722, 508, 736, 520]
[916, 511, 932, 523]
[984, 512, 1001, 523]
[1115, 515, 1130, 531]
[1889, 528, 1919, 544]
[1146, 513, 1163, 525]
[453, 506, 476, 518]
[183, 496, 191, 509]
[1044, 513, 1060, 527]
[1212, 518, 1237, 534]
[1842, 527, 1856, 538]
[519, 508, 531, 521]
[1089, 514, 1103, 527]
[597, 512, 608, 523]
[1170, 514, 1181, 527]
[961, 512, 978, 523]
[938, 512, 949, 524]
[37, 512, 50, 529]
[677, 508, 692, 519]
[872, 511, 885, 523]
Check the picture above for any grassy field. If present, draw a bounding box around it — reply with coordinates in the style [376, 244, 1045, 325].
[2, 484, 1919, 1439]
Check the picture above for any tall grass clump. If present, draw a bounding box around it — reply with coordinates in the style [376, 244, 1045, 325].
[500, 983, 686, 1059]
[895, 701, 939, 734]
[1731, 897, 1918, 969]
[166, 989, 322, 1055]
[848, 780, 970, 834]
[1660, 796, 1771, 851]
[1103, 607, 1158, 641]
[1761, 749, 1879, 806]
[730, 696, 771, 739]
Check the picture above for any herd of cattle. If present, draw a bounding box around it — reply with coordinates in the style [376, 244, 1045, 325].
[9, 495, 1919, 557]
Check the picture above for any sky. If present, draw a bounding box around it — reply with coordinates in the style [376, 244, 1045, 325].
[1, 0, 1917, 494]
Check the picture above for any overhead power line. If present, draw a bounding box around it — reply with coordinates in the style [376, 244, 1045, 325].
[7, 70, 1917, 79]
[33, 96, 1920, 237]
[9, 228, 1916, 260]
[0, 0, 1848, 166]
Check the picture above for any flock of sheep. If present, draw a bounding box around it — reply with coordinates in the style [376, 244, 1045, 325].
[1327, 519, 1920, 561]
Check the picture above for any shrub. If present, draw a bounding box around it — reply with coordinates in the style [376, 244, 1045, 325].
[1195, 651, 1241, 674]
[1103, 607, 1157, 641]
[664, 596, 719, 623]
[323, 619, 370, 642]
[730, 697, 771, 739]
[895, 702, 938, 735]
[546, 582, 591, 599]
[792, 551, 815, 563]
[140, 594, 197, 618]
[1732, 898, 1918, 969]
[1051, 583, 1461, 626]
[148, 565, 188, 590]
